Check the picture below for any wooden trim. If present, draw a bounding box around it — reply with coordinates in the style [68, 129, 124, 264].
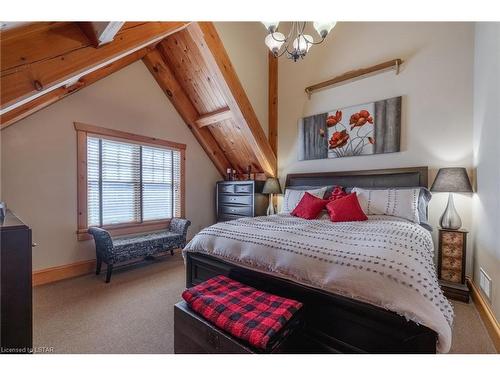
[74, 122, 187, 150]
[188, 22, 277, 177]
[77, 220, 171, 241]
[305, 58, 403, 97]
[1, 22, 188, 111]
[1, 48, 150, 129]
[195, 107, 232, 128]
[268, 51, 278, 157]
[75, 122, 186, 241]
[467, 277, 500, 352]
[76, 130, 88, 235]
[33, 259, 97, 286]
[142, 48, 230, 176]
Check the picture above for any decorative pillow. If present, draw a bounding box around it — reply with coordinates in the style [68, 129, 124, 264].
[281, 186, 327, 214]
[328, 186, 348, 201]
[326, 193, 368, 222]
[291, 192, 328, 220]
[351, 187, 420, 223]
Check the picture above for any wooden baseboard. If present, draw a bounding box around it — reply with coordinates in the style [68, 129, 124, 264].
[467, 276, 500, 352]
[33, 259, 98, 287]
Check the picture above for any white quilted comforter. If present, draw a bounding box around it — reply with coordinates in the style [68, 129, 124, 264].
[183, 214, 453, 352]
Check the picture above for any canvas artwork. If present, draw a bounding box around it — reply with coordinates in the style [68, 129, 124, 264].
[298, 96, 402, 160]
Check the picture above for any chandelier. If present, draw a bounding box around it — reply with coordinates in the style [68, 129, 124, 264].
[262, 22, 336, 62]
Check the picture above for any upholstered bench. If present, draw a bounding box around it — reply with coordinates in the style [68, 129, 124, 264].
[88, 218, 191, 283]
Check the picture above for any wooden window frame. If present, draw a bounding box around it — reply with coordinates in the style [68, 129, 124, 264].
[75, 122, 186, 241]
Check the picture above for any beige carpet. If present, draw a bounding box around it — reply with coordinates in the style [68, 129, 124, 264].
[33, 253, 496, 354]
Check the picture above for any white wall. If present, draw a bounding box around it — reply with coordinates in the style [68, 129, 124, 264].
[278, 22, 475, 267]
[215, 22, 269, 137]
[1, 61, 220, 271]
[472, 22, 500, 320]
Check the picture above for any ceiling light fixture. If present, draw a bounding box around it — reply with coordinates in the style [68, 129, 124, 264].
[262, 21, 336, 62]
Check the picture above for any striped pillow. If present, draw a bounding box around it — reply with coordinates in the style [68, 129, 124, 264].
[351, 187, 420, 223]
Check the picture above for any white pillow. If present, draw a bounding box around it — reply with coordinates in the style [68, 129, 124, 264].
[352, 187, 420, 223]
[281, 187, 328, 214]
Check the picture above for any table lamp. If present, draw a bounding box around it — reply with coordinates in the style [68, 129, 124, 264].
[430, 167, 473, 230]
[262, 177, 282, 215]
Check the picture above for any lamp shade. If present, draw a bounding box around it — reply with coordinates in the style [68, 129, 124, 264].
[430, 168, 473, 193]
[263, 177, 282, 194]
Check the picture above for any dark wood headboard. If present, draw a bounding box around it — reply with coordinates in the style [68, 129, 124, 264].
[285, 166, 428, 189]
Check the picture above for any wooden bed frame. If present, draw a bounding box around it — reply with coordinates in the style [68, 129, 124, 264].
[185, 166, 437, 353]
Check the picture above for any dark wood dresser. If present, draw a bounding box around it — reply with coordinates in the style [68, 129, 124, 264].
[0, 210, 33, 353]
[216, 180, 268, 222]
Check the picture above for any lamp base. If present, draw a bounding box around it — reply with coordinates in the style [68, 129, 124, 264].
[439, 193, 462, 230]
[266, 193, 275, 216]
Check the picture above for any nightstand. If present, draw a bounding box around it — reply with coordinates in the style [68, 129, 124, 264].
[437, 228, 470, 302]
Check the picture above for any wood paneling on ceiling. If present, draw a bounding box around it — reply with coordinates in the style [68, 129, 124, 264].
[1, 21, 277, 178]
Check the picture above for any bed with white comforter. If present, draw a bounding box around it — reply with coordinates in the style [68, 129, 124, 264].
[183, 214, 453, 353]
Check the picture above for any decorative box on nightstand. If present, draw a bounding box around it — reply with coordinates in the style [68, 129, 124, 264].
[437, 228, 470, 303]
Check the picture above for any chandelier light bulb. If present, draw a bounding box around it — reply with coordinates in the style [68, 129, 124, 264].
[265, 32, 285, 54]
[292, 34, 313, 54]
[313, 22, 336, 38]
[262, 22, 280, 33]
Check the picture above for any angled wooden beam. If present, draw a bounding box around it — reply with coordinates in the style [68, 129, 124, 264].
[78, 22, 125, 47]
[1, 47, 150, 129]
[268, 51, 278, 156]
[1, 21, 189, 111]
[187, 22, 277, 177]
[142, 48, 230, 177]
[195, 107, 232, 128]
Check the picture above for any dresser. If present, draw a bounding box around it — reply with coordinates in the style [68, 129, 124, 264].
[0, 210, 33, 353]
[216, 181, 268, 222]
[437, 228, 469, 302]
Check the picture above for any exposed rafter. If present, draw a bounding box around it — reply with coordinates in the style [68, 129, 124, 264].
[142, 49, 231, 177]
[78, 22, 125, 47]
[195, 107, 232, 128]
[187, 22, 277, 177]
[0, 22, 189, 112]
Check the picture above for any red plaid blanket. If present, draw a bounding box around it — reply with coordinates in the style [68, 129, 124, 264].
[182, 275, 303, 350]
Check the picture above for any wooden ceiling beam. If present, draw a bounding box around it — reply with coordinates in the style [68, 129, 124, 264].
[195, 107, 232, 128]
[187, 22, 277, 177]
[78, 22, 125, 47]
[1, 48, 150, 129]
[142, 49, 231, 177]
[1, 21, 189, 111]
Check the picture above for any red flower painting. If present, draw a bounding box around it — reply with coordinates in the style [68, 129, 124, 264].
[320, 107, 376, 157]
[329, 130, 350, 149]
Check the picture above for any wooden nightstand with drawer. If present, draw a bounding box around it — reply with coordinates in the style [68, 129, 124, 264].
[216, 181, 268, 222]
[438, 228, 470, 302]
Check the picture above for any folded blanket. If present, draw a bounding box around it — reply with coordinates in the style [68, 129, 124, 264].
[182, 275, 303, 350]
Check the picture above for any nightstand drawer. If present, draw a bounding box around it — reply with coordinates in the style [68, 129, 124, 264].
[441, 243, 462, 258]
[219, 195, 253, 206]
[219, 205, 253, 217]
[441, 269, 462, 284]
[441, 256, 462, 271]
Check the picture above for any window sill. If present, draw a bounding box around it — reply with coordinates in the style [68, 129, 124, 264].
[77, 219, 171, 241]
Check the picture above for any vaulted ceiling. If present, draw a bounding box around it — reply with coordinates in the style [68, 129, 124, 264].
[0, 22, 277, 177]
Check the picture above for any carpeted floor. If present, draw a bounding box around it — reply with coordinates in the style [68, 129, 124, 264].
[33, 253, 497, 354]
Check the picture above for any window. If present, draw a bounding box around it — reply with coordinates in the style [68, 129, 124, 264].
[75, 122, 185, 240]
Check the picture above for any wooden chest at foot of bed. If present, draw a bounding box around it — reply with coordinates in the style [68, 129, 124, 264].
[174, 301, 302, 354]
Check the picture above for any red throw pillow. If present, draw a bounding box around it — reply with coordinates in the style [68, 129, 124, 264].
[328, 186, 348, 201]
[291, 192, 328, 220]
[326, 192, 368, 222]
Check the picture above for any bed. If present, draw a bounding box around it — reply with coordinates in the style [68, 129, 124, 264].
[183, 167, 453, 353]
